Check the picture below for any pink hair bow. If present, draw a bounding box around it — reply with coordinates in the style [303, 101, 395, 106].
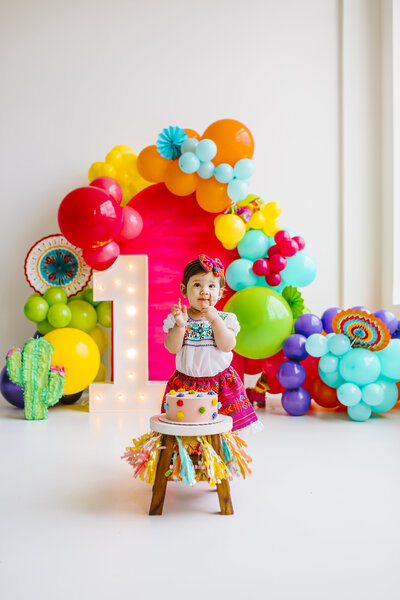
[198, 254, 225, 277]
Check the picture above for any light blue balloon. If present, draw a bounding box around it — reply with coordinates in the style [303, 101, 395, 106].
[347, 402, 372, 422]
[237, 230, 270, 261]
[305, 334, 328, 357]
[328, 334, 351, 356]
[181, 138, 198, 153]
[361, 383, 384, 407]
[227, 179, 249, 202]
[377, 339, 400, 380]
[319, 353, 339, 374]
[225, 259, 258, 291]
[337, 382, 362, 406]
[318, 366, 345, 388]
[214, 163, 234, 184]
[179, 152, 200, 174]
[339, 348, 381, 385]
[195, 139, 217, 162]
[197, 161, 215, 179]
[233, 158, 255, 180]
[283, 252, 317, 287]
[370, 379, 398, 413]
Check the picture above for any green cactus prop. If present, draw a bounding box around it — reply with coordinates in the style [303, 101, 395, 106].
[6, 338, 66, 420]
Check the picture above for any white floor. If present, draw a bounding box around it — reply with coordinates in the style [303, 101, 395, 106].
[1, 397, 400, 600]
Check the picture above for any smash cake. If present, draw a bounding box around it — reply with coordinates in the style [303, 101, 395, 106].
[163, 389, 222, 424]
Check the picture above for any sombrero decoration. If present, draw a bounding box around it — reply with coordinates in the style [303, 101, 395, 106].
[332, 309, 391, 351]
[24, 234, 92, 296]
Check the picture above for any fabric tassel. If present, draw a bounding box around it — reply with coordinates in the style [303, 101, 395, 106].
[199, 437, 227, 486]
[175, 436, 196, 486]
[222, 432, 252, 479]
[221, 436, 233, 464]
[122, 432, 163, 485]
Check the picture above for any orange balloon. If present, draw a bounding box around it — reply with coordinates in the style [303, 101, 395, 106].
[196, 178, 231, 213]
[184, 128, 200, 140]
[311, 378, 341, 409]
[137, 145, 169, 183]
[201, 119, 254, 166]
[164, 160, 198, 196]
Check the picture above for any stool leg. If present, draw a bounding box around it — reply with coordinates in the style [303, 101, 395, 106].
[149, 434, 175, 516]
[210, 434, 234, 515]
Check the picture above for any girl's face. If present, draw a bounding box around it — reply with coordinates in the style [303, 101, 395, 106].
[180, 271, 223, 312]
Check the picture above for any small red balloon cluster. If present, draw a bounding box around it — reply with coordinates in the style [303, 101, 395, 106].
[252, 230, 305, 287]
[58, 177, 143, 271]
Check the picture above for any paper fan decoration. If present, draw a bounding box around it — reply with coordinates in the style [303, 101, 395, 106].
[332, 309, 391, 351]
[282, 286, 306, 320]
[156, 126, 187, 159]
[24, 234, 92, 296]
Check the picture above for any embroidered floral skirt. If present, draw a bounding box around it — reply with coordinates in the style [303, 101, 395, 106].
[161, 365, 259, 432]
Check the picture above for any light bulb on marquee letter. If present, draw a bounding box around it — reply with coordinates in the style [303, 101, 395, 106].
[89, 255, 165, 411]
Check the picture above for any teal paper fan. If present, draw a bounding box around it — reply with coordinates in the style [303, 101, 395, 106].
[156, 126, 187, 159]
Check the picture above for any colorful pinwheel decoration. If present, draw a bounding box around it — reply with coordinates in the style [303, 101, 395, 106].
[332, 309, 391, 351]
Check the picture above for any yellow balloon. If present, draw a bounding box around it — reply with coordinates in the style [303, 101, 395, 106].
[94, 362, 107, 382]
[105, 149, 124, 166]
[88, 325, 109, 355]
[44, 328, 100, 395]
[99, 163, 117, 179]
[263, 201, 281, 218]
[111, 144, 135, 155]
[215, 214, 246, 246]
[88, 161, 104, 182]
[222, 242, 238, 250]
[263, 219, 281, 237]
[214, 214, 224, 226]
[248, 211, 265, 229]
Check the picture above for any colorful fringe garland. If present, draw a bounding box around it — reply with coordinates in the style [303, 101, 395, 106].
[122, 431, 252, 487]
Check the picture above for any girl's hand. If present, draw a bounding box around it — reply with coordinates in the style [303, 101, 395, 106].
[171, 298, 188, 329]
[200, 305, 219, 323]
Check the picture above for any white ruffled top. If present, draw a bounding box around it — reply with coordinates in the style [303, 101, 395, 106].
[163, 310, 240, 378]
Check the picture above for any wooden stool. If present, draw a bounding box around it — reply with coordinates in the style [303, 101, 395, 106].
[148, 414, 234, 516]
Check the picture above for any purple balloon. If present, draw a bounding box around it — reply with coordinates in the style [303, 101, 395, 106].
[59, 391, 83, 405]
[351, 306, 371, 314]
[321, 307, 341, 333]
[277, 361, 306, 389]
[374, 309, 398, 335]
[392, 320, 400, 339]
[0, 366, 24, 409]
[294, 313, 323, 337]
[282, 334, 308, 361]
[281, 387, 311, 416]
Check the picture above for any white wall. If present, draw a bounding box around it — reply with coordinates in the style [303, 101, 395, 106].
[1, 0, 343, 353]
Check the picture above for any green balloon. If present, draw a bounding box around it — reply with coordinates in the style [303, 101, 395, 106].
[224, 287, 293, 359]
[24, 296, 49, 322]
[68, 300, 97, 332]
[43, 287, 68, 306]
[36, 319, 54, 335]
[96, 301, 112, 328]
[83, 287, 101, 307]
[47, 303, 72, 328]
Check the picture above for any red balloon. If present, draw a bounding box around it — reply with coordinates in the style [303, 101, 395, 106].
[82, 240, 120, 271]
[244, 358, 263, 375]
[116, 206, 143, 243]
[302, 355, 320, 379]
[265, 374, 285, 394]
[311, 377, 341, 409]
[58, 187, 123, 249]
[89, 177, 123, 205]
[261, 350, 286, 376]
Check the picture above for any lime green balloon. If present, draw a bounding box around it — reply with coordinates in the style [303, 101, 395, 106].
[43, 287, 68, 306]
[24, 296, 49, 322]
[36, 319, 54, 335]
[224, 287, 293, 359]
[96, 301, 112, 328]
[83, 287, 101, 307]
[68, 300, 97, 332]
[47, 303, 72, 328]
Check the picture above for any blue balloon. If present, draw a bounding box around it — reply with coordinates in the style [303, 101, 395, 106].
[181, 138, 198, 153]
[328, 334, 351, 356]
[227, 179, 249, 202]
[377, 339, 400, 380]
[305, 334, 328, 357]
[233, 158, 255, 180]
[225, 259, 258, 291]
[237, 230, 270, 261]
[339, 348, 381, 385]
[361, 383, 384, 407]
[282, 252, 317, 287]
[370, 379, 398, 413]
[214, 163, 234, 183]
[319, 353, 339, 374]
[195, 139, 217, 162]
[179, 152, 200, 174]
[337, 382, 362, 406]
[318, 366, 345, 388]
[197, 161, 215, 179]
[347, 402, 372, 422]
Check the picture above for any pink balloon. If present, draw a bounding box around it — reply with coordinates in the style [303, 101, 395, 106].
[83, 240, 120, 271]
[89, 177, 123, 205]
[116, 206, 143, 243]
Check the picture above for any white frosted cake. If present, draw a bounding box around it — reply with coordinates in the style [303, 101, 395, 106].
[164, 390, 221, 424]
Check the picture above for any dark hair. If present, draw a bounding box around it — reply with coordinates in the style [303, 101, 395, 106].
[181, 258, 226, 292]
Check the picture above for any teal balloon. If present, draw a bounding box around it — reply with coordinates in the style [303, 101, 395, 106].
[328, 334, 351, 356]
[305, 334, 328, 357]
[179, 152, 200, 173]
[233, 158, 255, 180]
[226, 259, 258, 291]
[283, 252, 317, 287]
[319, 352, 339, 374]
[347, 402, 372, 422]
[237, 230, 270, 261]
[370, 379, 398, 413]
[227, 179, 249, 203]
[339, 348, 381, 385]
[318, 366, 345, 388]
[197, 161, 214, 179]
[214, 163, 234, 183]
[337, 383, 362, 406]
[361, 383, 384, 407]
[224, 286, 293, 359]
[377, 340, 400, 380]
